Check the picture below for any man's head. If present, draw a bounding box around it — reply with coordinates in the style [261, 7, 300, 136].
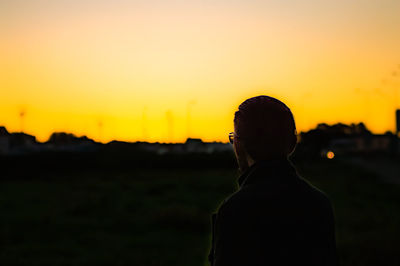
[232, 95, 297, 172]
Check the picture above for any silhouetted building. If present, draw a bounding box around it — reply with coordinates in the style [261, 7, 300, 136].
[185, 138, 206, 153]
[8, 132, 38, 155]
[46, 132, 98, 152]
[205, 142, 232, 153]
[0, 126, 10, 155]
[0, 127, 39, 155]
[325, 134, 397, 156]
[0, 126, 9, 136]
[298, 122, 400, 158]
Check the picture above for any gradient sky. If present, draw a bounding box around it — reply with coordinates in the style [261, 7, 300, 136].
[1, 0, 400, 143]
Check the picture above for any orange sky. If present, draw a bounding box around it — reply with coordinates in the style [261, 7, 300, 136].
[1, 0, 400, 143]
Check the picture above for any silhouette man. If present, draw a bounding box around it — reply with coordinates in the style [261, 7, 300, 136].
[208, 96, 338, 266]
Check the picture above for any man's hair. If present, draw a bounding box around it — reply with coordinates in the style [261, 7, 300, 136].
[234, 95, 297, 160]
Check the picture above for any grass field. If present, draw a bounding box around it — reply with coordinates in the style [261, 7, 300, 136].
[1, 159, 400, 266]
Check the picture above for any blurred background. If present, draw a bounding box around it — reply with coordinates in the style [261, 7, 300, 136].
[1, 0, 400, 265]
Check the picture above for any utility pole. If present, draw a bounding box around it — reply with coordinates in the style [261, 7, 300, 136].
[142, 107, 148, 141]
[186, 100, 196, 139]
[19, 109, 26, 133]
[381, 64, 400, 133]
[166, 110, 174, 143]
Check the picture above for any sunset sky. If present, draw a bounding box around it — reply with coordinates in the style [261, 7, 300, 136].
[1, 0, 400, 143]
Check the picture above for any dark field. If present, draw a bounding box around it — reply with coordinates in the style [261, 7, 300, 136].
[1, 158, 400, 266]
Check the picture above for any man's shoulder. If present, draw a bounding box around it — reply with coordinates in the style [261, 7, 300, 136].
[296, 176, 333, 206]
[216, 186, 254, 217]
[216, 181, 279, 221]
[218, 173, 333, 216]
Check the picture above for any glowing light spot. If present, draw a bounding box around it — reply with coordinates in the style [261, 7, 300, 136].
[326, 151, 335, 159]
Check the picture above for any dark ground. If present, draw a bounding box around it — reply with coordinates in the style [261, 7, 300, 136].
[1, 154, 400, 266]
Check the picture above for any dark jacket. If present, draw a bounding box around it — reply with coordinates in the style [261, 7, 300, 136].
[208, 159, 338, 266]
